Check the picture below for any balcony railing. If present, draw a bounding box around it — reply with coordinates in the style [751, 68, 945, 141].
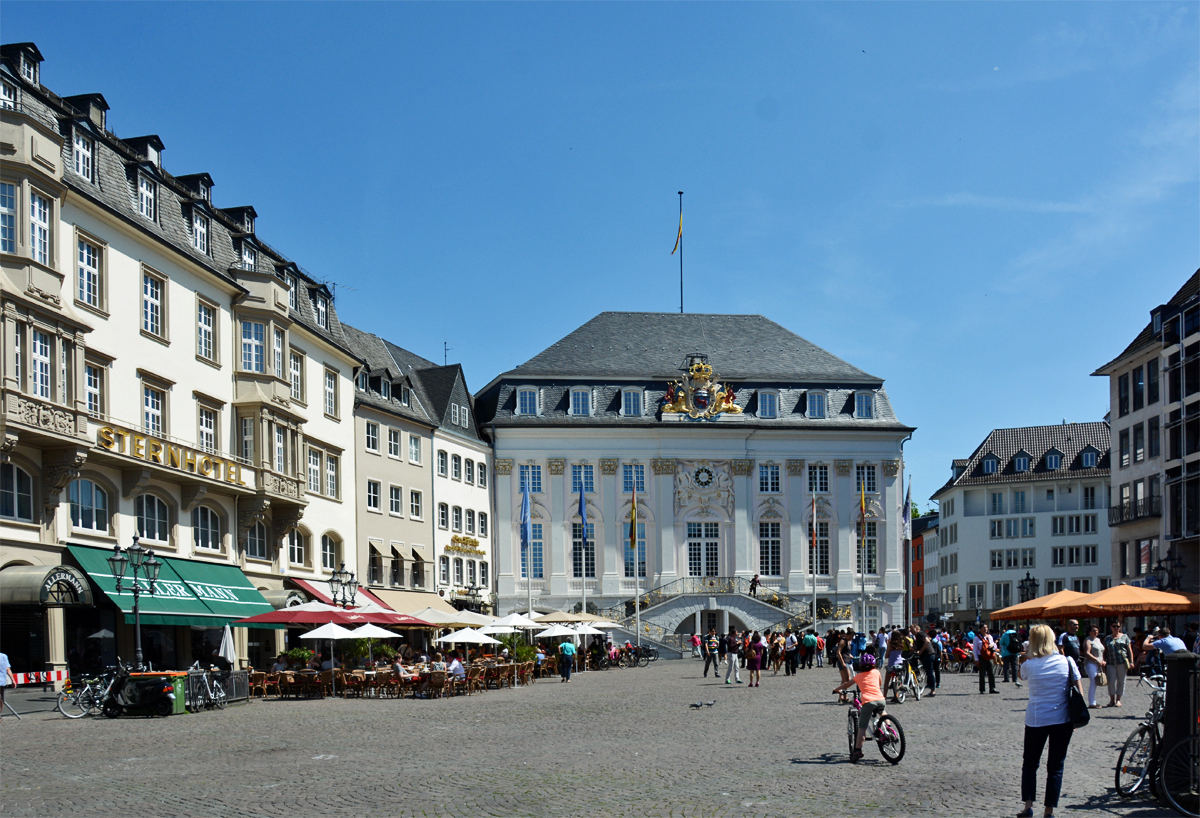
[1109, 496, 1162, 526]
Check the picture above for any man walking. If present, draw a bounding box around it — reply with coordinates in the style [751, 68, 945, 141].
[784, 629, 798, 676]
[802, 630, 818, 669]
[1000, 625, 1022, 686]
[725, 627, 744, 684]
[1057, 619, 1082, 665]
[973, 624, 998, 694]
[702, 628, 720, 678]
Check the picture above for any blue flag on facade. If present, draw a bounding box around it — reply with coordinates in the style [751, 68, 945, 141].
[519, 484, 532, 565]
[578, 482, 587, 533]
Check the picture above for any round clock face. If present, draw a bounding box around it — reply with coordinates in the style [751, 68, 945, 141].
[694, 467, 714, 487]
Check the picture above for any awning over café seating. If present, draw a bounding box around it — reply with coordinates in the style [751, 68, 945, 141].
[289, 578, 394, 610]
[66, 544, 273, 627]
[370, 588, 460, 616]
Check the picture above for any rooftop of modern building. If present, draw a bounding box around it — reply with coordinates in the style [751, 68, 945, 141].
[1093, 269, 1200, 375]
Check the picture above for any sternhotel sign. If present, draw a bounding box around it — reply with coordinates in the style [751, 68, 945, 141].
[96, 424, 253, 487]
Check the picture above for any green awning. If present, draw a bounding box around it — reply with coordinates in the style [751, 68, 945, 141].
[66, 544, 274, 627]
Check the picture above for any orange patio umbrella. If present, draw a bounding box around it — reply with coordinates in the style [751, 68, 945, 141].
[989, 589, 1089, 622]
[1039, 583, 1200, 619]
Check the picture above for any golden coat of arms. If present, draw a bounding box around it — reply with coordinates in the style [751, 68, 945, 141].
[662, 354, 742, 419]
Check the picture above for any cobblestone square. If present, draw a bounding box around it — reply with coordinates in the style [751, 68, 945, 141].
[0, 660, 1179, 818]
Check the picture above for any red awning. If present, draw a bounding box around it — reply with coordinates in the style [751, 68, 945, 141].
[288, 578, 395, 611]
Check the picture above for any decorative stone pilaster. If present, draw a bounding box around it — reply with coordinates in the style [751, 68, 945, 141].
[786, 459, 805, 476]
[651, 458, 675, 475]
[834, 459, 853, 477]
[882, 460, 900, 478]
[494, 459, 513, 475]
[599, 458, 618, 475]
[237, 498, 270, 545]
[731, 459, 754, 476]
[42, 448, 87, 509]
[547, 458, 566, 476]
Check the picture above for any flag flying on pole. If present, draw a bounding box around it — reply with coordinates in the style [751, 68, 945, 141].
[629, 488, 638, 550]
[519, 483, 532, 557]
[810, 493, 817, 550]
[578, 481, 588, 541]
[670, 210, 682, 255]
[902, 479, 912, 540]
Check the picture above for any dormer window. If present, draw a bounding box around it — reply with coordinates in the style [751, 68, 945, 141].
[0, 80, 15, 110]
[1082, 450, 1098, 468]
[622, 388, 643, 417]
[758, 391, 778, 419]
[310, 292, 328, 328]
[570, 388, 591, 416]
[855, 392, 874, 419]
[138, 175, 157, 221]
[381, 380, 391, 400]
[516, 387, 538, 416]
[73, 131, 93, 181]
[982, 457, 999, 475]
[401, 386, 411, 406]
[356, 372, 367, 391]
[1045, 452, 1062, 471]
[287, 275, 297, 310]
[244, 213, 254, 232]
[191, 211, 209, 253]
[1014, 455, 1030, 472]
[807, 391, 826, 418]
[241, 242, 256, 269]
[20, 55, 37, 84]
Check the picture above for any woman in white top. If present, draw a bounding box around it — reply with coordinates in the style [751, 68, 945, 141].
[1017, 624, 1085, 818]
[1082, 625, 1106, 708]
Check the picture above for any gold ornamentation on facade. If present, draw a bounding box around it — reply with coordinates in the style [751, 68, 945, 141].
[494, 459, 513, 475]
[599, 458, 618, 475]
[661, 355, 743, 419]
[547, 458, 565, 476]
[651, 458, 675, 475]
[786, 459, 805, 476]
[834, 459, 853, 477]
[446, 535, 485, 556]
[882, 460, 900, 478]
[731, 459, 754, 476]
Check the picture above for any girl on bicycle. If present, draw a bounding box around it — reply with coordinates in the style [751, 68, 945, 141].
[832, 652, 887, 763]
[883, 630, 906, 700]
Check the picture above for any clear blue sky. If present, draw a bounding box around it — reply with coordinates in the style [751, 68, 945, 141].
[6, 2, 1197, 506]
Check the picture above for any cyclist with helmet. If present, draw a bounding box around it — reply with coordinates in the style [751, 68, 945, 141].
[832, 651, 888, 763]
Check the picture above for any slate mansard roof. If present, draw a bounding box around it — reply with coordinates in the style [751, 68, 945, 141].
[476, 312, 911, 432]
[1093, 270, 1200, 375]
[932, 422, 1111, 499]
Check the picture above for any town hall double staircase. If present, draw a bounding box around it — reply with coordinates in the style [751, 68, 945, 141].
[597, 577, 816, 651]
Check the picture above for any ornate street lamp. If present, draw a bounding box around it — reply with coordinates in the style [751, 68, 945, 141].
[1152, 550, 1185, 591]
[327, 562, 357, 608]
[1018, 572, 1039, 603]
[108, 536, 159, 671]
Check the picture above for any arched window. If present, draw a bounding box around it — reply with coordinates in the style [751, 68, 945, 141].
[516, 387, 538, 416]
[287, 529, 307, 565]
[321, 534, 339, 570]
[192, 506, 221, 550]
[135, 494, 170, 542]
[1, 463, 34, 521]
[246, 522, 268, 559]
[69, 478, 108, 533]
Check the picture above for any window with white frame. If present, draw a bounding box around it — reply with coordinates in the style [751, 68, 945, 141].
[1084, 514, 1097, 534]
[308, 449, 321, 492]
[1012, 490, 1027, 513]
[240, 417, 254, 462]
[437, 450, 448, 476]
[142, 273, 163, 337]
[1072, 578, 1091, 594]
[759, 463, 780, 493]
[465, 459, 474, 484]
[982, 458, 998, 475]
[287, 275, 297, 310]
[519, 464, 541, 493]
[1022, 517, 1036, 537]
[143, 385, 164, 435]
[312, 293, 328, 328]
[440, 556, 450, 584]
[246, 522, 268, 560]
[1046, 453, 1061, 470]
[84, 363, 103, 418]
[855, 520, 878, 574]
[69, 479, 109, 533]
[1021, 548, 1036, 568]
[76, 238, 102, 309]
[990, 520, 1004, 539]
[30, 191, 50, 265]
[856, 464, 877, 493]
[273, 329, 284, 378]
[409, 489, 422, 518]
[408, 435, 421, 463]
[1014, 454, 1029, 472]
[196, 301, 215, 361]
[241, 321, 265, 372]
[72, 131, 93, 180]
[1006, 519, 1020, 538]
[623, 389, 642, 416]
[1082, 486, 1096, 510]
[478, 463, 487, 488]
[30, 329, 51, 399]
[807, 391, 826, 418]
[438, 503, 448, 528]
[366, 480, 381, 511]
[274, 426, 285, 473]
[625, 521, 647, 578]
[990, 492, 1005, 515]
[1052, 546, 1066, 566]
[326, 455, 339, 498]
[0, 182, 15, 253]
[571, 464, 594, 493]
[1084, 545, 1097, 565]
[241, 242, 256, 270]
[1, 463, 33, 521]
[365, 422, 379, 452]
[289, 352, 304, 401]
[466, 509, 475, 534]
[759, 521, 782, 576]
[198, 406, 217, 453]
[324, 369, 337, 416]
[452, 508, 463, 531]
[380, 380, 390, 400]
[322, 535, 338, 570]
[451, 404, 459, 425]
[390, 486, 402, 515]
[288, 529, 307, 565]
[809, 520, 831, 575]
[570, 389, 591, 416]
[192, 506, 220, 550]
[855, 393, 874, 419]
[138, 175, 156, 220]
[453, 558, 464, 585]
[452, 454, 462, 480]
[135, 494, 169, 542]
[758, 391, 778, 419]
[809, 464, 829, 493]
[20, 56, 36, 82]
[517, 388, 538, 415]
[622, 464, 645, 493]
[572, 522, 596, 578]
[192, 211, 208, 253]
[1082, 451, 1097, 468]
[0, 80, 15, 110]
[388, 429, 401, 458]
[478, 512, 488, 537]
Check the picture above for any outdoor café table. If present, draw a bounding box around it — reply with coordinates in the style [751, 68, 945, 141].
[298, 670, 322, 698]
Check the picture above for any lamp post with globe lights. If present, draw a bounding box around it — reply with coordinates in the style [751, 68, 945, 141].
[107, 536, 161, 671]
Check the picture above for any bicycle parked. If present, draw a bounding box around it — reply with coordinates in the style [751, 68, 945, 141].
[55, 668, 116, 719]
[188, 661, 227, 711]
[1115, 674, 1166, 798]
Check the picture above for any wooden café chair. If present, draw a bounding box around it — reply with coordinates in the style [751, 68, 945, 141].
[248, 671, 267, 699]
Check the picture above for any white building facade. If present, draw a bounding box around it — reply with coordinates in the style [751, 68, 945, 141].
[476, 312, 914, 634]
[932, 423, 1113, 628]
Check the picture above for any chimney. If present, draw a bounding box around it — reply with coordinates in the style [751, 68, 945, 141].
[125, 135, 164, 168]
[63, 93, 110, 131]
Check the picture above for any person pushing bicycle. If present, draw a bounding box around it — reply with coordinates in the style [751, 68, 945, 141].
[832, 652, 888, 763]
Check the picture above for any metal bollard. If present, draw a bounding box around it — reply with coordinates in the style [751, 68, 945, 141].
[1158, 651, 1199, 807]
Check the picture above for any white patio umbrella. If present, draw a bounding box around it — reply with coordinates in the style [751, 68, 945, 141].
[535, 624, 578, 638]
[218, 624, 237, 666]
[350, 623, 396, 666]
[454, 610, 495, 627]
[572, 623, 606, 636]
[408, 607, 476, 627]
[435, 627, 500, 645]
[480, 625, 518, 634]
[301, 622, 357, 696]
[491, 613, 542, 629]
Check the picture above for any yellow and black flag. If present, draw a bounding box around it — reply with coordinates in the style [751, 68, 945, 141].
[671, 211, 682, 255]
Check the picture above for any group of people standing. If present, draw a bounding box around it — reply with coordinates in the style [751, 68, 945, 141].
[693, 626, 829, 686]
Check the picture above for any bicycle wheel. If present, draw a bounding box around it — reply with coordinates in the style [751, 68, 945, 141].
[1158, 735, 1199, 817]
[875, 715, 906, 764]
[847, 708, 858, 756]
[212, 681, 226, 710]
[56, 689, 89, 719]
[649, 649, 659, 661]
[638, 654, 650, 668]
[893, 675, 907, 704]
[1115, 724, 1155, 797]
[911, 674, 921, 702]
